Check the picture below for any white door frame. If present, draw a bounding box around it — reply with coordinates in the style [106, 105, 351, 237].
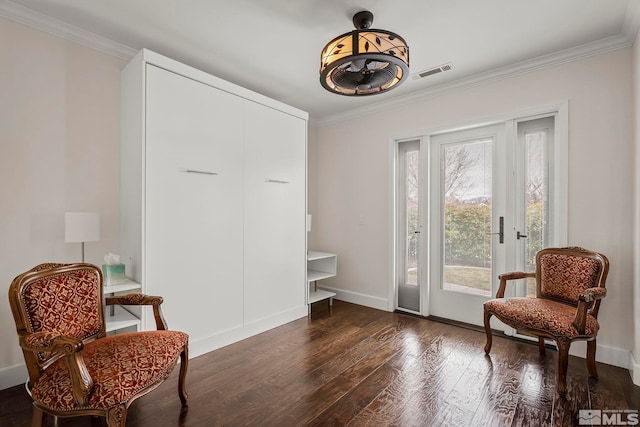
[389, 102, 568, 319]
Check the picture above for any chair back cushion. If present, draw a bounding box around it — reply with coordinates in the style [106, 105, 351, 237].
[538, 249, 605, 305]
[11, 264, 104, 365]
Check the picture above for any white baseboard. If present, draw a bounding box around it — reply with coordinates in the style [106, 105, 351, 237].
[569, 341, 631, 370]
[0, 363, 27, 391]
[189, 305, 308, 359]
[630, 351, 640, 385]
[318, 286, 390, 311]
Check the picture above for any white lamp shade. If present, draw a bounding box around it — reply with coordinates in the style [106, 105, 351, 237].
[65, 212, 100, 243]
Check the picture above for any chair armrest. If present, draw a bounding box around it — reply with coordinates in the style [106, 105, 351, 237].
[573, 287, 607, 334]
[495, 272, 535, 298]
[21, 331, 82, 353]
[106, 293, 163, 306]
[20, 332, 93, 406]
[578, 287, 607, 303]
[106, 293, 168, 330]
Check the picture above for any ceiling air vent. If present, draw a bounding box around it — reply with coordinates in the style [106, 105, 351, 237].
[412, 63, 453, 80]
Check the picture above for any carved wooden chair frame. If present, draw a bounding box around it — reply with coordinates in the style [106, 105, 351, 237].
[483, 247, 609, 396]
[8, 263, 188, 426]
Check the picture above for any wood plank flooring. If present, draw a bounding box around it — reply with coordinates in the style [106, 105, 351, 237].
[1, 300, 639, 426]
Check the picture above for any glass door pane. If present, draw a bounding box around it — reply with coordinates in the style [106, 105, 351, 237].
[397, 140, 420, 313]
[517, 117, 554, 297]
[406, 149, 419, 286]
[442, 139, 493, 297]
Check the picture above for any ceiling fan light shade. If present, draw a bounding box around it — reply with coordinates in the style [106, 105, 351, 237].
[320, 14, 409, 96]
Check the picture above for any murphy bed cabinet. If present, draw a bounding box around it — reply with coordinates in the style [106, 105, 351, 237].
[120, 49, 308, 358]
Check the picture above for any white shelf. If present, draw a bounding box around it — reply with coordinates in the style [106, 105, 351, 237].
[307, 251, 334, 261]
[307, 251, 337, 308]
[309, 288, 337, 304]
[105, 306, 140, 333]
[307, 252, 337, 284]
[103, 278, 141, 295]
[308, 270, 336, 282]
[104, 279, 142, 333]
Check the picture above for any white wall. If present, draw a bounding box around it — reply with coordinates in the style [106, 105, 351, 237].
[0, 17, 125, 389]
[310, 48, 635, 368]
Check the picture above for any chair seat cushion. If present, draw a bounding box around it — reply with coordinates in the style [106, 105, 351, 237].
[31, 330, 188, 411]
[484, 298, 599, 338]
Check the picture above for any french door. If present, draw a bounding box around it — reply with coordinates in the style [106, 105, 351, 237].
[428, 123, 507, 325]
[394, 112, 564, 328]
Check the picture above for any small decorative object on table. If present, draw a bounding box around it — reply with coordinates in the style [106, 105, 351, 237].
[102, 252, 126, 285]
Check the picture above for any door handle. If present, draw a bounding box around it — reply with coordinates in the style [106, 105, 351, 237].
[517, 231, 527, 240]
[492, 216, 504, 244]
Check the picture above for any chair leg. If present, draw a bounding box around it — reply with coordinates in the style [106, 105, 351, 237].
[556, 339, 570, 397]
[484, 310, 493, 354]
[31, 405, 46, 427]
[179, 345, 189, 406]
[587, 339, 598, 378]
[106, 405, 127, 427]
[538, 337, 546, 355]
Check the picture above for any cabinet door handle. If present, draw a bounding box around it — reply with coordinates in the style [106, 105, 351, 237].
[265, 179, 289, 184]
[183, 169, 218, 176]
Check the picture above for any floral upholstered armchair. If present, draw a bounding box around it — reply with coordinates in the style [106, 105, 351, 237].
[483, 247, 609, 397]
[8, 263, 189, 426]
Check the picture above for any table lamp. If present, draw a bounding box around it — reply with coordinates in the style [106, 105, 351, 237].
[65, 212, 100, 262]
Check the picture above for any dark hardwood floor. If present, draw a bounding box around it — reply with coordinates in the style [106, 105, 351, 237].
[1, 300, 639, 426]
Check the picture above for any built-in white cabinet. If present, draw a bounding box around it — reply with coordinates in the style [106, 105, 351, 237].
[120, 49, 308, 357]
[144, 64, 245, 340]
[244, 102, 306, 323]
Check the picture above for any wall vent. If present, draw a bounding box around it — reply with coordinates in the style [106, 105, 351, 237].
[412, 63, 453, 80]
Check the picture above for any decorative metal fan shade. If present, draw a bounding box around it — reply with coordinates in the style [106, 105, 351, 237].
[320, 11, 409, 96]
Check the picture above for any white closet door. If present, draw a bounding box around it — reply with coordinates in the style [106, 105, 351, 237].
[243, 102, 306, 323]
[145, 65, 244, 338]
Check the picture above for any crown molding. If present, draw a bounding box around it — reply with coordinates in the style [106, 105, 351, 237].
[0, 0, 635, 128]
[315, 32, 633, 127]
[623, 0, 640, 41]
[0, 0, 137, 59]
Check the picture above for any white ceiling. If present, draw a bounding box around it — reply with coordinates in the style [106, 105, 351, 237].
[1, 0, 639, 122]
